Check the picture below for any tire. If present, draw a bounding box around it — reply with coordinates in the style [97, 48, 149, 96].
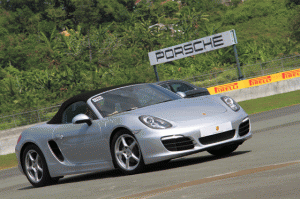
[22, 144, 59, 187]
[207, 143, 240, 157]
[111, 130, 144, 175]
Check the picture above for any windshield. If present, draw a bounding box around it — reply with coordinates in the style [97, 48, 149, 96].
[91, 84, 181, 117]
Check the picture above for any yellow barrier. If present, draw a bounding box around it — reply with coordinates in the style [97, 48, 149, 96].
[207, 68, 300, 95]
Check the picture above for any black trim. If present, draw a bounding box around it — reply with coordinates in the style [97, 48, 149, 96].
[239, 120, 250, 136]
[48, 140, 64, 162]
[162, 137, 194, 151]
[199, 130, 236, 145]
[75, 119, 92, 126]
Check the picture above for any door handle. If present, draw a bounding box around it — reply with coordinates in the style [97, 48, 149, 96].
[55, 134, 64, 139]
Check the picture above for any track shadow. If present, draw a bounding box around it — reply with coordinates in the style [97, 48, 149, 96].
[144, 150, 251, 173]
[18, 150, 251, 190]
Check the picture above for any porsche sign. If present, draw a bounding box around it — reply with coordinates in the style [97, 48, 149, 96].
[148, 30, 238, 66]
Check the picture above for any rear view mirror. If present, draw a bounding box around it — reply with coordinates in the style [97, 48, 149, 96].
[72, 114, 92, 126]
[176, 92, 186, 98]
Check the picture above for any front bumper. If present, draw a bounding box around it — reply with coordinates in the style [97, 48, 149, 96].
[136, 115, 252, 165]
[15, 145, 24, 175]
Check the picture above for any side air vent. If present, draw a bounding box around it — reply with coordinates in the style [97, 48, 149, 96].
[48, 140, 64, 162]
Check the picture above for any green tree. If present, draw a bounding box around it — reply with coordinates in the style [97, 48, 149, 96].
[163, 1, 179, 18]
[288, 6, 300, 41]
[45, 5, 67, 30]
[285, 0, 300, 8]
[181, 0, 223, 12]
[0, 0, 48, 12]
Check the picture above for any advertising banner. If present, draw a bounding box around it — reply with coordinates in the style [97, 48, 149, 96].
[207, 68, 300, 95]
[148, 30, 238, 66]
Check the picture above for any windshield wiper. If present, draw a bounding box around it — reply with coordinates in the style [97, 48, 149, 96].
[123, 107, 139, 112]
[107, 111, 119, 116]
[108, 107, 139, 116]
[156, 99, 173, 104]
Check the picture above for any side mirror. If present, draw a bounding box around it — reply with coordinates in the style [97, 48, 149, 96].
[176, 91, 186, 98]
[72, 114, 92, 126]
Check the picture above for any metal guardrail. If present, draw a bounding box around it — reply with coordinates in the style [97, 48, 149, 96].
[183, 55, 300, 88]
[1, 54, 300, 131]
[0, 105, 60, 130]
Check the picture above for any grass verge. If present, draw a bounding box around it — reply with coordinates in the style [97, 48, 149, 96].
[0, 153, 18, 171]
[1, 89, 300, 170]
[239, 89, 300, 115]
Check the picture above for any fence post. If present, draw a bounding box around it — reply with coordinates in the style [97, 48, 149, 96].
[215, 71, 219, 86]
[242, 66, 246, 79]
[37, 107, 41, 123]
[12, 111, 17, 127]
[153, 65, 159, 82]
[233, 45, 244, 80]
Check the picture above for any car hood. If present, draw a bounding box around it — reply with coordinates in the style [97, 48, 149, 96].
[128, 96, 227, 122]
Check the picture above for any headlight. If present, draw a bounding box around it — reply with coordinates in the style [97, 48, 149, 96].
[139, 115, 172, 129]
[221, 96, 240, 112]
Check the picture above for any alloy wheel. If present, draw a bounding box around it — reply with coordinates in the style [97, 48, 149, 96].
[25, 149, 44, 183]
[114, 134, 141, 171]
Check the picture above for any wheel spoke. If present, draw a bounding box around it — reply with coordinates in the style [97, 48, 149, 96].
[116, 151, 124, 156]
[34, 169, 39, 182]
[129, 140, 136, 150]
[131, 154, 139, 162]
[27, 166, 34, 172]
[28, 153, 35, 162]
[37, 164, 43, 173]
[121, 137, 128, 147]
[125, 157, 130, 169]
[116, 150, 126, 159]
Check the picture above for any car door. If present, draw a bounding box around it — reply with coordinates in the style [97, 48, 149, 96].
[53, 101, 106, 164]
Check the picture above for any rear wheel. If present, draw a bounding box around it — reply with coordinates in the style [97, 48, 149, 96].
[207, 143, 239, 156]
[111, 130, 144, 175]
[22, 144, 59, 187]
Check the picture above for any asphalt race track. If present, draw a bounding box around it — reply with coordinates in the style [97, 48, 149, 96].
[1, 105, 300, 199]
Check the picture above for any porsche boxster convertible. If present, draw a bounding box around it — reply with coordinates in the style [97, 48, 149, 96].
[15, 83, 252, 187]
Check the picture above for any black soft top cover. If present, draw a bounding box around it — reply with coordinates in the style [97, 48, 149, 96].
[47, 83, 137, 124]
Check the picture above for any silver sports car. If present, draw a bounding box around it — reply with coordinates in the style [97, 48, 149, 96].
[15, 83, 252, 187]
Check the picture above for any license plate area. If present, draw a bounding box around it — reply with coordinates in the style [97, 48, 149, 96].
[200, 122, 232, 137]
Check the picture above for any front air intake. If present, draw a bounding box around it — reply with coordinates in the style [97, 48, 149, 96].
[199, 130, 235, 145]
[239, 119, 250, 136]
[162, 136, 194, 151]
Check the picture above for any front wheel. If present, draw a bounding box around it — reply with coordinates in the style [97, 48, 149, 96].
[22, 144, 59, 187]
[111, 130, 144, 175]
[207, 143, 240, 156]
